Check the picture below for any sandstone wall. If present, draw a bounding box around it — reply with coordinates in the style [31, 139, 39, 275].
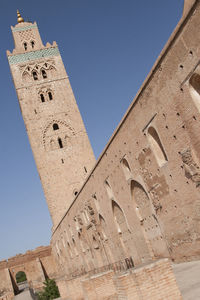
[0, 269, 15, 300]
[51, 0, 200, 283]
[0, 246, 57, 295]
[58, 259, 182, 300]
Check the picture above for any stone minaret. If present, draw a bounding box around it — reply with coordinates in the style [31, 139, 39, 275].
[7, 11, 96, 229]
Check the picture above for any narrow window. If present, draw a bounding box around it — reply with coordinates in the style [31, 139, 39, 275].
[42, 70, 47, 79]
[32, 71, 38, 80]
[53, 123, 59, 130]
[105, 180, 114, 200]
[31, 41, 35, 49]
[74, 190, 78, 196]
[23, 42, 27, 51]
[147, 126, 168, 167]
[48, 91, 53, 100]
[189, 73, 200, 112]
[40, 94, 45, 102]
[58, 137, 63, 148]
[121, 158, 132, 180]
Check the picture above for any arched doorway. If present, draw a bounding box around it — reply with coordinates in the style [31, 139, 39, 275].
[15, 271, 29, 292]
[112, 200, 134, 266]
[131, 180, 169, 258]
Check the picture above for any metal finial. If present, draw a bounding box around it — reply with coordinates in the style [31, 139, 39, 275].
[17, 9, 24, 23]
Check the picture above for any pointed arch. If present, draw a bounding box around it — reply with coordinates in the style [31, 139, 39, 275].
[32, 70, 38, 80]
[72, 238, 79, 256]
[99, 214, 108, 241]
[189, 73, 200, 112]
[121, 157, 132, 179]
[92, 194, 100, 212]
[112, 200, 128, 235]
[147, 126, 168, 166]
[41, 69, 47, 79]
[131, 180, 168, 257]
[104, 180, 114, 199]
[22, 71, 31, 82]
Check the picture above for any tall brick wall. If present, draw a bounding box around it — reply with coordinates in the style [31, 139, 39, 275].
[0, 246, 57, 295]
[51, 0, 200, 283]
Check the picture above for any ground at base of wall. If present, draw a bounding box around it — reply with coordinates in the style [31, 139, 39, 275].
[173, 260, 200, 300]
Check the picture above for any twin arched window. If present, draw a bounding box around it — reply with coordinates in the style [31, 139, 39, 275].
[23, 42, 27, 51]
[40, 91, 53, 103]
[32, 70, 47, 81]
[31, 41, 35, 49]
[23, 41, 35, 51]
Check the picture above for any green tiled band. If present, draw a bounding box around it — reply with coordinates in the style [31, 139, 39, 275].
[8, 47, 60, 64]
[12, 24, 37, 32]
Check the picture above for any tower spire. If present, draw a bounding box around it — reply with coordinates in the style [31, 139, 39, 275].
[17, 9, 24, 23]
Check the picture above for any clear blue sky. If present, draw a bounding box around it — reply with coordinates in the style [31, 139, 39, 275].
[0, 0, 183, 260]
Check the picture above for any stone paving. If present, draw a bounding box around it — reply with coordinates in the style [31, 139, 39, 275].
[173, 260, 200, 300]
[14, 290, 34, 300]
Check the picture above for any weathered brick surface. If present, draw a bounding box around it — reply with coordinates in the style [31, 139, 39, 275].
[51, 0, 200, 283]
[65, 259, 182, 299]
[2, 1, 200, 299]
[116, 259, 182, 300]
[0, 268, 15, 300]
[82, 271, 118, 300]
[0, 246, 57, 293]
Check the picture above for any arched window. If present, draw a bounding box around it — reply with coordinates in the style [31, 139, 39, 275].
[48, 91, 53, 100]
[32, 71, 38, 80]
[147, 126, 167, 166]
[40, 93, 45, 102]
[112, 200, 128, 235]
[58, 137, 63, 148]
[105, 180, 114, 200]
[53, 123, 59, 130]
[121, 158, 132, 179]
[189, 73, 200, 112]
[99, 215, 108, 241]
[23, 42, 27, 51]
[92, 236, 99, 249]
[72, 238, 79, 256]
[16, 271, 27, 284]
[93, 194, 100, 212]
[130, 180, 167, 257]
[42, 69, 47, 79]
[31, 41, 35, 49]
[67, 242, 73, 258]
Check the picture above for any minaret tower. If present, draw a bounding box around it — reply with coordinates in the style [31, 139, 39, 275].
[7, 11, 96, 229]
